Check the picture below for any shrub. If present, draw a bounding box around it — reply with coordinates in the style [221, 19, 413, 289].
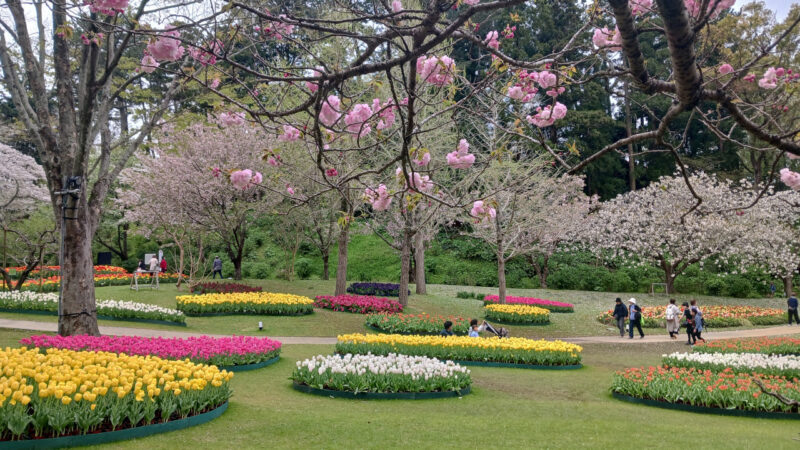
[295, 258, 313, 279]
[548, 268, 582, 290]
[456, 291, 480, 299]
[723, 275, 753, 298]
[703, 276, 726, 296]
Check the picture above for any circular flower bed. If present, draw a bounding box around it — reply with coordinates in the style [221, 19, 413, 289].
[693, 337, 800, 355]
[346, 282, 408, 297]
[4, 270, 180, 292]
[291, 353, 471, 397]
[189, 282, 262, 295]
[663, 351, 800, 378]
[597, 305, 785, 328]
[483, 295, 574, 313]
[365, 313, 469, 335]
[611, 366, 800, 415]
[336, 333, 582, 367]
[0, 291, 185, 324]
[314, 294, 403, 314]
[0, 347, 232, 441]
[175, 292, 313, 316]
[19, 335, 281, 370]
[484, 304, 550, 325]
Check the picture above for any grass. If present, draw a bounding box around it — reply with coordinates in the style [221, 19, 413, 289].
[0, 280, 783, 338]
[0, 327, 797, 449]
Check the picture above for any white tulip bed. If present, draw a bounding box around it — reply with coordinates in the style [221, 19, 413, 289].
[0, 291, 185, 324]
[291, 353, 472, 393]
[663, 351, 800, 378]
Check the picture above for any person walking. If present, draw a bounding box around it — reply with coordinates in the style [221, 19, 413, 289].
[628, 298, 644, 339]
[665, 298, 681, 340]
[212, 256, 223, 279]
[612, 298, 627, 338]
[690, 300, 706, 343]
[159, 257, 167, 273]
[682, 302, 695, 345]
[788, 295, 800, 325]
[148, 255, 159, 272]
[770, 282, 777, 298]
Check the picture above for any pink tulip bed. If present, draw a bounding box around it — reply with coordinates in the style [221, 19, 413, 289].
[483, 295, 574, 313]
[314, 294, 403, 314]
[20, 334, 282, 368]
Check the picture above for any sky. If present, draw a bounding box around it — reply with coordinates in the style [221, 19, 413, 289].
[758, 0, 797, 18]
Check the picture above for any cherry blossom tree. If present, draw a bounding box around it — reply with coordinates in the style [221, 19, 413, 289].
[583, 172, 764, 294]
[120, 123, 277, 281]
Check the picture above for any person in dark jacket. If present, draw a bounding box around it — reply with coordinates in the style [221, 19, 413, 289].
[612, 298, 627, 338]
[788, 295, 799, 325]
[628, 298, 644, 339]
[440, 320, 454, 336]
[682, 302, 695, 345]
[212, 256, 223, 279]
[137, 259, 147, 272]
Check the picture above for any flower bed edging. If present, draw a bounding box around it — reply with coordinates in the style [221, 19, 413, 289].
[480, 319, 551, 327]
[0, 402, 228, 449]
[453, 360, 583, 370]
[219, 355, 280, 372]
[365, 324, 439, 336]
[291, 382, 470, 399]
[611, 393, 800, 420]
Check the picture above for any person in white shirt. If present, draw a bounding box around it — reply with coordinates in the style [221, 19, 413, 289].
[665, 298, 681, 340]
[149, 255, 159, 272]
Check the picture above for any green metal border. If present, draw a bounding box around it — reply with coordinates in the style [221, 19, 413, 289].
[181, 310, 313, 317]
[482, 316, 551, 326]
[0, 307, 186, 327]
[0, 402, 228, 449]
[364, 324, 441, 336]
[481, 302, 574, 314]
[219, 355, 280, 372]
[454, 360, 583, 370]
[291, 382, 471, 399]
[611, 392, 800, 419]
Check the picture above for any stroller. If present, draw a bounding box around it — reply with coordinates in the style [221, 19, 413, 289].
[482, 320, 510, 338]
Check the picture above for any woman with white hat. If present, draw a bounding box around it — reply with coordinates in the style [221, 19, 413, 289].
[627, 298, 644, 339]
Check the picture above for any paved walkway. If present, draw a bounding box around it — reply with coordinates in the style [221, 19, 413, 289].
[1, 317, 798, 345]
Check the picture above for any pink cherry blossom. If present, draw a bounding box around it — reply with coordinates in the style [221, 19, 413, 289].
[139, 55, 159, 73]
[537, 71, 557, 89]
[526, 102, 567, 128]
[376, 99, 397, 130]
[507, 85, 526, 100]
[780, 168, 800, 190]
[86, 0, 129, 15]
[416, 55, 456, 86]
[279, 124, 301, 142]
[286, 184, 295, 195]
[345, 103, 373, 136]
[592, 27, 622, 51]
[189, 39, 223, 66]
[147, 29, 185, 62]
[251, 171, 263, 185]
[758, 67, 779, 89]
[306, 67, 322, 93]
[326, 168, 339, 177]
[267, 156, 281, 167]
[446, 139, 476, 169]
[463, 0, 479, 5]
[209, 78, 221, 89]
[319, 95, 341, 126]
[391, 0, 403, 12]
[470, 200, 496, 223]
[546, 86, 566, 97]
[485, 31, 500, 50]
[413, 150, 431, 167]
[263, 15, 295, 40]
[218, 111, 246, 127]
[776, 67, 786, 77]
[743, 73, 756, 82]
[211, 167, 221, 178]
[365, 184, 392, 211]
[718, 63, 734, 75]
[230, 169, 253, 189]
[684, 0, 735, 19]
[629, 0, 652, 15]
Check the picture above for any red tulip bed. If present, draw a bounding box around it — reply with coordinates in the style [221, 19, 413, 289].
[693, 337, 800, 355]
[483, 295, 574, 313]
[20, 334, 282, 369]
[189, 282, 262, 295]
[314, 295, 403, 314]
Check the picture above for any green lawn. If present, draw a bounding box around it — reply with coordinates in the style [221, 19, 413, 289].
[0, 327, 796, 449]
[1, 280, 783, 338]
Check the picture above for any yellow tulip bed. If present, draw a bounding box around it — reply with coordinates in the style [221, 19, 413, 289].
[175, 292, 314, 316]
[483, 304, 550, 324]
[336, 333, 582, 366]
[0, 347, 233, 440]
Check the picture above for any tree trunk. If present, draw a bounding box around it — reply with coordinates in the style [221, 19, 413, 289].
[663, 265, 675, 294]
[414, 231, 426, 295]
[625, 81, 636, 191]
[175, 243, 185, 290]
[399, 229, 412, 307]
[498, 256, 507, 304]
[540, 256, 549, 289]
[783, 275, 794, 297]
[233, 259, 242, 280]
[334, 224, 349, 295]
[321, 249, 330, 280]
[58, 195, 100, 336]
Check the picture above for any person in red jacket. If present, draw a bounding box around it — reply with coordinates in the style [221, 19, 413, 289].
[159, 258, 167, 273]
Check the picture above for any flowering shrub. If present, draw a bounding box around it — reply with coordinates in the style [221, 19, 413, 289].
[0, 347, 232, 440]
[20, 335, 281, 367]
[314, 295, 403, 314]
[611, 366, 800, 413]
[365, 313, 470, 335]
[484, 304, 550, 324]
[0, 291, 185, 324]
[175, 292, 314, 315]
[291, 353, 471, 393]
[346, 282, 408, 297]
[189, 282, 262, 295]
[336, 333, 582, 366]
[662, 352, 800, 378]
[693, 337, 800, 355]
[596, 305, 785, 328]
[483, 295, 574, 313]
